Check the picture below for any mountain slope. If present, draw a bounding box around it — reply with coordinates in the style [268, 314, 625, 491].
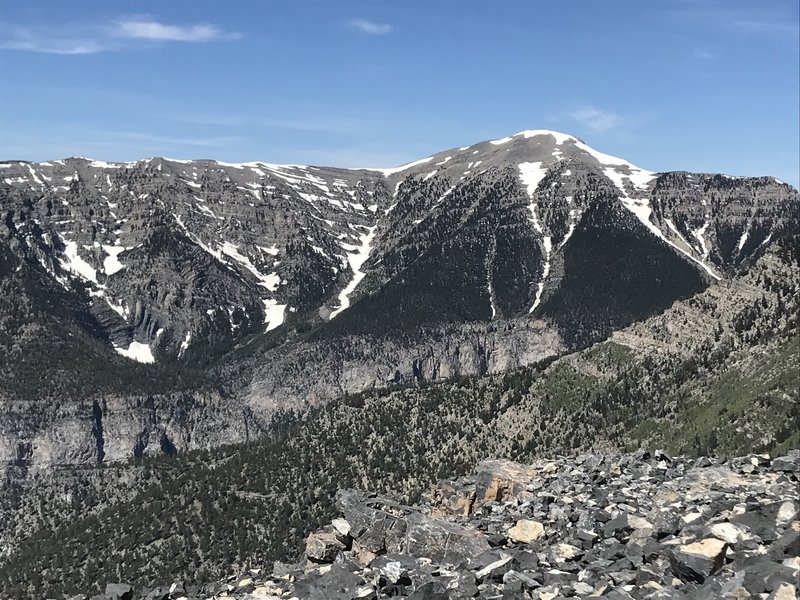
[0, 131, 797, 465]
[1, 234, 796, 598]
[2, 131, 793, 358]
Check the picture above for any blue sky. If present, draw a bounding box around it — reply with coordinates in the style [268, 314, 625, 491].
[1, 1, 798, 186]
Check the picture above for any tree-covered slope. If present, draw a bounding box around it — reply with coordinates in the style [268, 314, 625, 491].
[1, 236, 797, 598]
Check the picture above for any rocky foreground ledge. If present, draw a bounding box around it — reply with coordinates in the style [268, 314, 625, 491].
[80, 451, 798, 600]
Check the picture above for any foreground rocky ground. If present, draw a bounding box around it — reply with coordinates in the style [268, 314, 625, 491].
[63, 451, 798, 600]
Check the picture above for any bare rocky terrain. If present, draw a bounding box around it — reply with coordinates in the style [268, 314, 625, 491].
[53, 450, 800, 600]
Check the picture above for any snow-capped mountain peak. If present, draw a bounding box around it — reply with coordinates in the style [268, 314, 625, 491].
[1, 131, 796, 364]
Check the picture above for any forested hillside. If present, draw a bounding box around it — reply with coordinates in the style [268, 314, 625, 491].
[1, 236, 796, 598]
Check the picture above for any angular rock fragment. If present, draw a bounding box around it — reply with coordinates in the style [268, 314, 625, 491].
[475, 555, 517, 582]
[670, 538, 728, 583]
[306, 530, 347, 564]
[104, 584, 134, 600]
[507, 519, 545, 544]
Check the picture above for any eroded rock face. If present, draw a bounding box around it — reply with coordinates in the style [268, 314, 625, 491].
[423, 458, 542, 517]
[334, 489, 491, 567]
[244, 320, 564, 417]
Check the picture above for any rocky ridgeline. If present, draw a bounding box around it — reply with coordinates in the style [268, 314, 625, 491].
[3, 133, 798, 468]
[62, 451, 798, 600]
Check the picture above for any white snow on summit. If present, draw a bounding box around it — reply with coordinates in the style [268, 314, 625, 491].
[492, 130, 577, 146]
[363, 155, 435, 176]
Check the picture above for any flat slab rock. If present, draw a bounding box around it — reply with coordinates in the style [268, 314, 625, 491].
[89, 450, 800, 599]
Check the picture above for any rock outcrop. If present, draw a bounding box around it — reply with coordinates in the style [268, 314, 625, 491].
[66, 450, 799, 600]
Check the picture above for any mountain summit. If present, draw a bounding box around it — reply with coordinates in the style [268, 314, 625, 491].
[0, 130, 797, 463]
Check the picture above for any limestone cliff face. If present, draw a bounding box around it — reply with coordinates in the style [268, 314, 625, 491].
[244, 319, 564, 416]
[0, 319, 563, 465]
[1, 390, 260, 465]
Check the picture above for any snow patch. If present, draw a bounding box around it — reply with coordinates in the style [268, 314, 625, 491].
[262, 299, 286, 331]
[257, 245, 280, 256]
[559, 209, 579, 249]
[517, 163, 554, 314]
[114, 341, 155, 364]
[518, 162, 548, 196]
[106, 297, 129, 319]
[26, 165, 45, 187]
[220, 242, 280, 290]
[736, 230, 749, 252]
[179, 330, 192, 357]
[487, 277, 496, 319]
[622, 202, 719, 280]
[330, 225, 377, 318]
[575, 140, 655, 191]
[363, 156, 435, 176]
[516, 130, 576, 144]
[664, 218, 693, 250]
[102, 245, 126, 275]
[213, 160, 245, 169]
[61, 240, 98, 283]
[575, 141, 632, 167]
[692, 220, 710, 257]
[586, 147, 719, 280]
[434, 186, 456, 207]
[492, 130, 576, 147]
[529, 236, 552, 314]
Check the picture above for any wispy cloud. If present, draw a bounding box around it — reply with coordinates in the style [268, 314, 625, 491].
[730, 17, 799, 38]
[665, 1, 799, 42]
[113, 19, 238, 43]
[162, 111, 378, 135]
[566, 106, 620, 133]
[0, 26, 105, 54]
[108, 131, 242, 147]
[348, 18, 393, 35]
[692, 50, 718, 61]
[258, 115, 376, 135]
[0, 18, 240, 54]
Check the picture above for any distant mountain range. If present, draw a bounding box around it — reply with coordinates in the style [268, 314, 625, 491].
[0, 130, 797, 466]
[1, 130, 799, 598]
